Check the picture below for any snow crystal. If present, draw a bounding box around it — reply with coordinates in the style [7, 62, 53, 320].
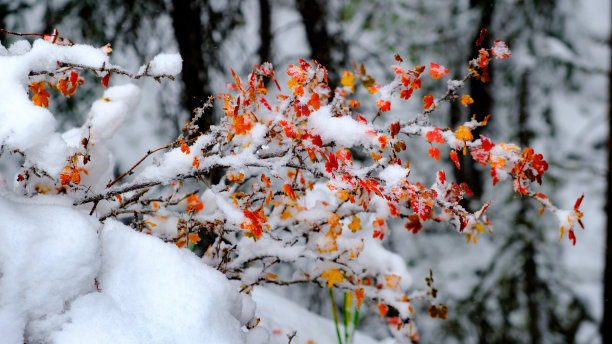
[146, 53, 182, 76]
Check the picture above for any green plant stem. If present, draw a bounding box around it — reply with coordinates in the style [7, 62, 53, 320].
[343, 292, 350, 343]
[349, 305, 360, 344]
[329, 288, 343, 344]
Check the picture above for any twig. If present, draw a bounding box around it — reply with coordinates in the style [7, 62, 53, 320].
[107, 144, 170, 188]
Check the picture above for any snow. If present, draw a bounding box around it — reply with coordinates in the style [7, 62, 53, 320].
[308, 105, 376, 148]
[143, 52, 182, 76]
[252, 287, 381, 344]
[0, 197, 253, 344]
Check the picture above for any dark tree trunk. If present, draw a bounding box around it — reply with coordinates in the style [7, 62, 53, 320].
[450, 0, 495, 207]
[295, 0, 340, 88]
[602, 4, 612, 341]
[258, 0, 272, 64]
[170, 0, 214, 132]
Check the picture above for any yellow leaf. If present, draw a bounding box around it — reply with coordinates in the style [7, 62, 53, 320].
[454, 125, 473, 141]
[321, 268, 343, 288]
[340, 71, 355, 91]
[281, 209, 293, 220]
[460, 95, 474, 107]
[267, 273, 278, 279]
[348, 215, 361, 232]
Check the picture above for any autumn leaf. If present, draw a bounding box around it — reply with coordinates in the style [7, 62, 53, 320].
[390, 121, 401, 138]
[186, 194, 204, 213]
[355, 288, 365, 308]
[378, 303, 389, 317]
[348, 215, 361, 232]
[101, 72, 111, 87]
[321, 268, 343, 288]
[385, 274, 401, 289]
[491, 39, 512, 59]
[179, 138, 190, 154]
[340, 71, 355, 91]
[325, 152, 338, 173]
[428, 147, 440, 161]
[428, 62, 449, 79]
[404, 214, 422, 234]
[423, 94, 434, 109]
[480, 135, 495, 152]
[308, 93, 321, 110]
[460, 95, 474, 107]
[425, 128, 444, 144]
[283, 184, 298, 201]
[30, 81, 50, 107]
[376, 99, 391, 112]
[188, 233, 201, 243]
[450, 150, 460, 169]
[455, 126, 474, 141]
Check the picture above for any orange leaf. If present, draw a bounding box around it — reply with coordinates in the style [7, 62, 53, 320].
[378, 303, 389, 317]
[460, 95, 474, 107]
[428, 62, 449, 79]
[188, 233, 201, 243]
[283, 184, 298, 201]
[355, 288, 365, 308]
[30, 81, 50, 107]
[450, 150, 460, 169]
[428, 147, 440, 161]
[186, 194, 204, 213]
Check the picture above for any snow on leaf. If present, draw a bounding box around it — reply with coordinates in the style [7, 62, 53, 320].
[428, 63, 449, 79]
[411, 200, 431, 221]
[491, 39, 512, 59]
[377, 99, 391, 112]
[186, 194, 204, 213]
[425, 128, 444, 144]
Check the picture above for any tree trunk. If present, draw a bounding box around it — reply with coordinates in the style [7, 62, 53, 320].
[258, 0, 272, 65]
[295, 0, 340, 88]
[601, 4, 612, 341]
[170, 0, 214, 132]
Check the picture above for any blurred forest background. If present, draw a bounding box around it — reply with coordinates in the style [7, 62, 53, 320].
[0, 0, 609, 343]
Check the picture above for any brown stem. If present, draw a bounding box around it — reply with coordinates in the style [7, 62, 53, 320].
[107, 144, 170, 188]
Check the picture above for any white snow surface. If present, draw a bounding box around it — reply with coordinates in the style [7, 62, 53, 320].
[145, 52, 183, 76]
[0, 196, 253, 344]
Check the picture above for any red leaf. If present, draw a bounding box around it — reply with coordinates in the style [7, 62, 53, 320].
[423, 94, 434, 109]
[325, 152, 338, 173]
[101, 72, 111, 87]
[480, 135, 494, 152]
[574, 194, 584, 211]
